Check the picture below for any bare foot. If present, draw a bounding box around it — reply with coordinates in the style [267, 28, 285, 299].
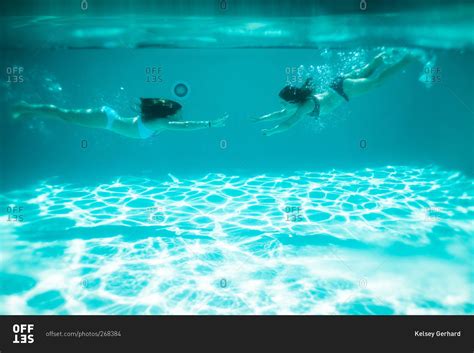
[408, 48, 427, 63]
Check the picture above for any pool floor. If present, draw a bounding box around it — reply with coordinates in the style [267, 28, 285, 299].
[0, 166, 472, 314]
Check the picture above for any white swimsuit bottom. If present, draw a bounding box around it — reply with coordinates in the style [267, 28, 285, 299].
[100, 106, 155, 139]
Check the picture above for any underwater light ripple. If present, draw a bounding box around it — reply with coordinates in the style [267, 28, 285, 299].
[0, 166, 472, 314]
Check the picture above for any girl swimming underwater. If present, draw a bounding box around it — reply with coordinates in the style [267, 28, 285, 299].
[12, 98, 228, 139]
[252, 50, 422, 136]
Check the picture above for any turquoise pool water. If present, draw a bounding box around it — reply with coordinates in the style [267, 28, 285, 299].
[0, 2, 473, 315]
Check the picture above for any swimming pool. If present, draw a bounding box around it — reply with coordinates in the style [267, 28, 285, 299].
[0, 1, 473, 315]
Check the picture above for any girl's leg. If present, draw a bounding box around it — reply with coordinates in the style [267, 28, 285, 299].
[344, 52, 386, 79]
[373, 53, 414, 84]
[13, 102, 108, 128]
[343, 53, 414, 98]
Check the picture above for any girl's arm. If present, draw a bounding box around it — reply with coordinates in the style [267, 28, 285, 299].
[166, 120, 211, 130]
[251, 109, 292, 123]
[262, 104, 307, 136]
[165, 114, 228, 131]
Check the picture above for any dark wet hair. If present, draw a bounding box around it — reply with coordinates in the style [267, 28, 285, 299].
[140, 98, 182, 121]
[279, 78, 315, 104]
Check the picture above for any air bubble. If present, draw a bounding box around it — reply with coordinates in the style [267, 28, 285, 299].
[173, 83, 189, 98]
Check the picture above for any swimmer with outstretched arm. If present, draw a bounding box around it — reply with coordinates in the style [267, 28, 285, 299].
[252, 50, 422, 136]
[12, 98, 228, 139]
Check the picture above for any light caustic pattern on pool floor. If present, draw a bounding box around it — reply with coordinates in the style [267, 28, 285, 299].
[0, 166, 473, 314]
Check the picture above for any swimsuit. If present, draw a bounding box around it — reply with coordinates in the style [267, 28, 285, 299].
[309, 76, 350, 118]
[101, 106, 155, 139]
[329, 76, 350, 101]
[101, 106, 118, 130]
[136, 115, 156, 139]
